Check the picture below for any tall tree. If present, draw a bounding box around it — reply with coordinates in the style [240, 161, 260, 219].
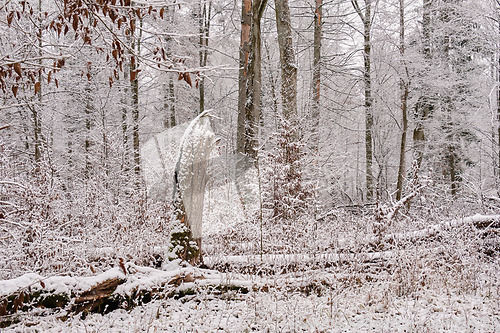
[351, 0, 374, 201]
[237, 0, 267, 161]
[275, 0, 298, 121]
[310, 0, 322, 151]
[198, 0, 212, 114]
[395, 0, 409, 201]
[130, 16, 142, 177]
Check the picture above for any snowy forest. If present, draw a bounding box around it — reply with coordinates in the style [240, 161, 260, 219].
[0, 0, 499, 330]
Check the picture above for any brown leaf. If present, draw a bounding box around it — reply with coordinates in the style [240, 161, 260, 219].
[118, 258, 127, 275]
[184, 273, 195, 283]
[7, 12, 14, 26]
[55, 78, 59, 88]
[34, 81, 41, 95]
[12, 85, 18, 97]
[13, 292, 24, 313]
[13, 63, 22, 77]
[40, 280, 46, 288]
[160, 7, 164, 19]
[130, 70, 136, 82]
[109, 76, 113, 88]
[184, 73, 192, 87]
[72, 14, 78, 31]
[47, 71, 52, 84]
[112, 49, 118, 61]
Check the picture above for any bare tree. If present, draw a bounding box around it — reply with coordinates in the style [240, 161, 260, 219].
[237, 0, 267, 161]
[275, 0, 298, 121]
[396, 0, 409, 201]
[351, 0, 374, 201]
[310, 0, 322, 151]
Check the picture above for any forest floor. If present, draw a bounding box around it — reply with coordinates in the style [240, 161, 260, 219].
[2, 210, 499, 332]
[2, 265, 499, 332]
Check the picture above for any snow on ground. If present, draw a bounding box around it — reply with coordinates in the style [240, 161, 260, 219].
[6, 287, 499, 332]
[5, 271, 499, 332]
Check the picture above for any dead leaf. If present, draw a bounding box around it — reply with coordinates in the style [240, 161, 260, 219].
[7, 12, 14, 26]
[72, 14, 78, 31]
[118, 258, 127, 275]
[12, 85, 18, 97]
[34, 81, 41, 95]
[184, 273, 195, 283]
[13, 292, 24, 313]
[13, 63, 22, 77]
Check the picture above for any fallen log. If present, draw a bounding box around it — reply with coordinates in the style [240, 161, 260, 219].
[0, 261, 251, 328]
[206, 214, 500, 272]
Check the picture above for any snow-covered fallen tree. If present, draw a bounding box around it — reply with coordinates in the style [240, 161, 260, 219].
[0, 260, 251, 327]
[205, 214, 500, 272]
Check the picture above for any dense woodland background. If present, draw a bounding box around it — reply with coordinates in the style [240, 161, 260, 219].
[0, 0, 499, 281]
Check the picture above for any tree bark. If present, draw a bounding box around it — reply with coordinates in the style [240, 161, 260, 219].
[413, 0, 433, 170]
[33, 0, 43, 164]
[497, 15, 500, 195]
[352, 0, 374, 201]
[131, 17, 142, 177]
[243, 0, 267, 160]
[275, 0, 297, 121]
[236, 0, 252, 156]
[198, 1, 211, 114]
[396, 0, 409, 201]
[310, 0, 322, 152]
[121, 69, 129, 171]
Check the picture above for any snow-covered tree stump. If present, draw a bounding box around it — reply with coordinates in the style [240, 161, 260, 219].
[171, 111, 217, 265]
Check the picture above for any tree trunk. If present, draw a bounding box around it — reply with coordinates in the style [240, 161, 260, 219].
[243, 0, 267, 160]
[275, 0, 297, 121]
[198, 1, 211, 114]
[121, 69, 129, 171]
[84, 85, 92, 178]
[237, 0, 253, 156]
[34, 0, 43, 164]
[413, 0, 433, 170]
[235, 0, 267, 211]
[497, 16, 500, 195]
[131, 17, 142, 177]
[311, 0, 322, 152]
[396, 0, 408, 201]
[170, 77, 176, 127]
[352, 0, 374, 201]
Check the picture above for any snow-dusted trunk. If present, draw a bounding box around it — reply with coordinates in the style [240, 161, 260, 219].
[237, 0, 252, 156]
[396, 0, 409, 202]
[275, 0, 297, 121]
[497, 16, 500, 196]
[198, 1, 211, 114]
[235, 0, 266, 213]
[352, 0, 374, 201]
[412, 0, 433, 170]
[131, 16, 142, 178]
[173, 112, 217, 264]
[311, 0, 321, 151]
